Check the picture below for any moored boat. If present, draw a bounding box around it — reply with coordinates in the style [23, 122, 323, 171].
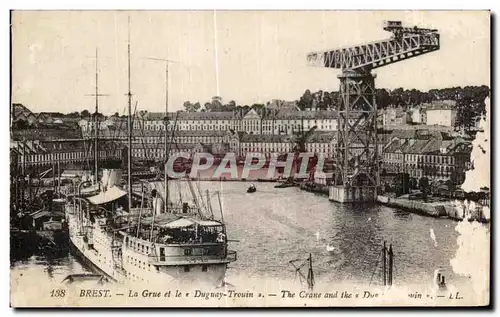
[247, 184, 257, 193]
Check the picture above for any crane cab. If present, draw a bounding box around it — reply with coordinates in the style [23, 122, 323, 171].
[383, 20, 402, 31]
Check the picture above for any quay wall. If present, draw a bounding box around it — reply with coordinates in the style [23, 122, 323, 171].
[377, 195, 444, 217]
[299, 183, 329, 196]
[376, 195, 486, 222]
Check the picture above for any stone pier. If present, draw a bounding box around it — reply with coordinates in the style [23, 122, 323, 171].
[329, 185, 376, 203]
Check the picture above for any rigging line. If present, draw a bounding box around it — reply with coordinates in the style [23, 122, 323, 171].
[166, 112, 179, 159]
[164, 112, 179, 183]
[111, 108, 127, 154]
[82, 113, 90, 169]
[129, 100, 140, 165]
[103, 106, 119, 146]
[176, 180, 183, 205]
[80, 128, 89, 170]
[138, 115, 151, 162]
[110, 106, 128, 157]
[163, 114, 180, 211]
[195, 175, 208, 214]
[369, 251, 382, 286]
[392, 253, 396, 284]
[151, 119, 164, 163]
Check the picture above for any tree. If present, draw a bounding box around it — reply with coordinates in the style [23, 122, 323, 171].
[14, 119, 29, 129]
[389, 88, 404, 106]
[419, 177, 430, 199]
[298, 89, 314, 110]
[183, 101, 200, 112]
[329, 91, 340, 109]
[251, 104, 265, 111]
[67, 111, 81, 118]
[193, 102, 201, 112]
[92, 112, 104, 120]
[409, 177, 418, 190]
[376, 89, 391, 109]
[204, 102, 212, 112]
[112, 112, 119, 117]
[211, 96, 223, 109]
[323, 92, 332, 109]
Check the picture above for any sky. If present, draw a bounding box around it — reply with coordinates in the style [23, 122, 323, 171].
[11, 10, 490, 115]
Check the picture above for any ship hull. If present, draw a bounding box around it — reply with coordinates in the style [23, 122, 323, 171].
[68, 237, 116, 283]
[66, 209, 230, 288]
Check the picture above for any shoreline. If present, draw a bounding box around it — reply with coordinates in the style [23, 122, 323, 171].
[376, 195, 489, 223]
[158, 178, 490, 224]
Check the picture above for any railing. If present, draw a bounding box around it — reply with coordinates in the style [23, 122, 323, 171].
[148, 250, 237, 265]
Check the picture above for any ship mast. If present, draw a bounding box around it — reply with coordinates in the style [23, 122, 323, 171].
[127, 16, 133, 212]
[85, 48, 108, 184]
[94, 48, 99, 185]
[164, 62, 169, 213]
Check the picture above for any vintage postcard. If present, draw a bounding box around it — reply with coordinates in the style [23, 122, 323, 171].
[10, 10, 490, 307]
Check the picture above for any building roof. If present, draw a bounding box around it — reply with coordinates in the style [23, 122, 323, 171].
[139, 111, 235, 121]
[137, 109, 341, 121]
[271, 110, 338, 120]
[405, 139, 433, 154]
[422, 100, 457, 111]
[133, 143, 197, 150]
[176, 111, 235, 120]
[385, 136, 471, 155]
[240, 134, 292, 143]
[98, 128, 228, 139]
[12, 104, 35, 120]
[305, 131, 336, 143]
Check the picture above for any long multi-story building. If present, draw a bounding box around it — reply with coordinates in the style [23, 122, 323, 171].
[10, 139, 123, 172]
[130, 108, 339, 135]
[383, 129, 471, 184]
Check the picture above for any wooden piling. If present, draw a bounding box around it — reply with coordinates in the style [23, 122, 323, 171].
[388, 244, 393, 286]
[383, 241, 387, 286]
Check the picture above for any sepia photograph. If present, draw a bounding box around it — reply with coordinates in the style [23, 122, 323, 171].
[9, 10, 491, 307]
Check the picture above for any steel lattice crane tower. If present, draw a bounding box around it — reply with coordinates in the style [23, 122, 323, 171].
[307, 21, 440, 203]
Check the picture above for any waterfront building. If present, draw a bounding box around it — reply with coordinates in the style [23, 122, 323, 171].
[10, 139, 123, 171]
[383, 130, 471, 184]
[261, 110, 338, 135]
[131, 108, 339, 135]
[238, 134, 294, 159]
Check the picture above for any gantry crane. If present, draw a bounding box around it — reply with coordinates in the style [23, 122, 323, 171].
[307, 21, 440, 203]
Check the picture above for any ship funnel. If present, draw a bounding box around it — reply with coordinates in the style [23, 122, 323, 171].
[101, 168, 122, 191]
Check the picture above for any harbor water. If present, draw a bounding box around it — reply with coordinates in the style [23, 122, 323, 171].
[11, 181, 473, 289]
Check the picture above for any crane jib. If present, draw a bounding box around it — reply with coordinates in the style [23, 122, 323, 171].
[307, 22, 440, 71]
